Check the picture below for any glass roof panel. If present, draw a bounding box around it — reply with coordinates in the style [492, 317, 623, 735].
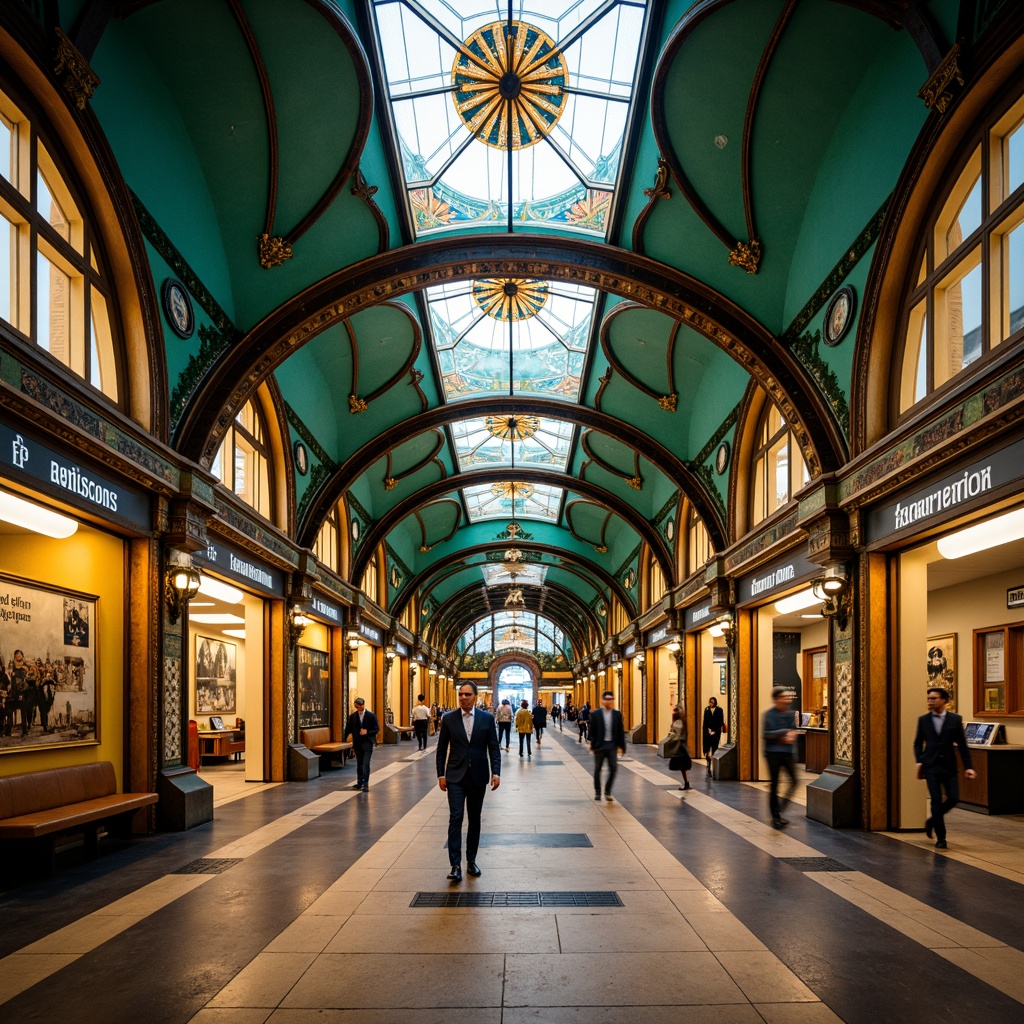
[482, 562, 548, 587]
[428, 278, 593, 403]
[371, 1, 650, 239]
[464, 481, 562, 523]
[451, 415, 574, 471]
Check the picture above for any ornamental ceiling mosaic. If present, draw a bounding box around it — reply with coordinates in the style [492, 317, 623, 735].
[371, 0, 648, 237]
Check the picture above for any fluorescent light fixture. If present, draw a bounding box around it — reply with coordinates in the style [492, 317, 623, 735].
[197, 576, 244, 604]
[0, 489, 78, 538]
[189, 613, 245, 625]
[774, 587, 820, 615]
[937, 507, 1024, 559]
[189, 601, 215, 608]
[222, 628, 246, 638]
[801, 613, 824, 620]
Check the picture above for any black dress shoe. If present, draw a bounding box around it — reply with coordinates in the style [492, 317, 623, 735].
[925, 817, 934, 839]
[361, 785, 369, 792]
[447, 865, 462, 882]
[466, 861, 482, 877]
[934, 840, 948, 849]
[351, 782, 363, 789]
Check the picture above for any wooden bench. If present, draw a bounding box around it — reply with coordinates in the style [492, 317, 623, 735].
[299, 727, 352, 769]
[393, 726, 415, 741]
[0, 762, 159, 874]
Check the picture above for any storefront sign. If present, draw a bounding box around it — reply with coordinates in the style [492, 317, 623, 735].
[1, 423, 150, 529]
[737, 549, 817, 606]
[309, 595, 342, 624]
[685, 602, 713, 631]
[194, 540, 284, 598]
[645, 623, 668, 647]
[1009, 586, 1024, 610]
[395, 641, 409, 657]
[359, 622, 382, 645]
[867, 436, 1024, 543]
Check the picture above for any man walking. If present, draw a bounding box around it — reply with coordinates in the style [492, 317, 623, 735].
[531, 697, 547, 747]
[763, 686, 799, 828]
[437, 682, 501, 883]
[914, 686, 976, 849]
[343, 697, 379, 791]
[411, 693, 431, 750]
[589, 690, 625, 802]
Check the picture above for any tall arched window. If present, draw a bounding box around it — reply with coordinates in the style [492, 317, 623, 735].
[363, 552, 379, 603]
[0, 86, 120, 401]
[751, 404, 808, 527]
[898, 91, 1024, 414]
[314, 505, 340, 572]
[212, 398, 272, 520]
[647, 554, 665, 610]
[686, 506, 711, 578]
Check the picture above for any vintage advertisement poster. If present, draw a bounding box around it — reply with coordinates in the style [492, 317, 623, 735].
[195, 635, 237, 714]
[298, 646, 330, 729]
[0, 574, 98, 753]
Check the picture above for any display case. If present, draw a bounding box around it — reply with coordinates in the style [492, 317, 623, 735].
[973, 621, 1023, 715]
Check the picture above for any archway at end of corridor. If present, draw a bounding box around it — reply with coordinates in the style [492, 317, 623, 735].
[495, 662, 534, 711]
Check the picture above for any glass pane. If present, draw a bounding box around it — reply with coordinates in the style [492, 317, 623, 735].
[36, 169, 70, 242]
[943, 176, 981, 258]
[1007, 117, 1023, 197]
[0, 114, 12, 183]
[915, 313, 928, 403]
[450, 414, 573, 471]
[1007, 219, 1024, 339]
[752, 456, 765, 524]
[36, 249, 71, 360]
[89, 286, 117, 400]
[0, 211, 14, 324]
[935, 258, 983, 386]
[768, 436, 789, 512]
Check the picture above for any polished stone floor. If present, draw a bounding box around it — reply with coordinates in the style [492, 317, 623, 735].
[1, 727, 1022, 1023]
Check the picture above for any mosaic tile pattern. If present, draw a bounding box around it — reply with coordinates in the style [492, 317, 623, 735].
[834, 658, 853, 766]
[163, 656, 182, 762]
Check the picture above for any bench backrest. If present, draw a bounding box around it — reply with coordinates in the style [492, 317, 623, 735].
[0, 762, 117, 819]
[300, 727, 331, 747]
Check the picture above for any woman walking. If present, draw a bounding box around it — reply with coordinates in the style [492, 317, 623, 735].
[515, 699, 534, 758]
[702, 696, 726, 777]
[668, 705, 692, 790]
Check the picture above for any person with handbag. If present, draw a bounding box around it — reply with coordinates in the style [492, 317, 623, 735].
[702, 696, 726, 777]
[666, 705, 692, 790]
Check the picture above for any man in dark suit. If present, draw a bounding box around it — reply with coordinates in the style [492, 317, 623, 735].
[343, 697, 379, 792]
[913, 686, 976, 849]
[436, 681, 501, 883]
[589, 690, 626, 802]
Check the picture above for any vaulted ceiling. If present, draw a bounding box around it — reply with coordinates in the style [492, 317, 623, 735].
[75, 0, 951, 663]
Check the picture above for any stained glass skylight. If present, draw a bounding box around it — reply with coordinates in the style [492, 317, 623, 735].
[370, 1, 651, 238]
[428, 278, 593, 403]
[482, 562, 548, 587]
[463, 612, 566, 654]
[451, 414, 574, 471]
[464, 481, 562, 522]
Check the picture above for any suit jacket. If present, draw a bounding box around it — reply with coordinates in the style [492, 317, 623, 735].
[913, 711, 972, 775]
[436, 708, 501, 785]
[343, 709, 379, 750]
[589, 707, 626, 751]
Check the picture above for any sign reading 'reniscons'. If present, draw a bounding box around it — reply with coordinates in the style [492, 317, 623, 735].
[867, 436, 1024, 544]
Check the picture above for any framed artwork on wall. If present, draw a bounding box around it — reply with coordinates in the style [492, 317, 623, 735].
[195, 636, 237, 714]
[298, 646, 330, 729]
[927, 633, 957, 711]
[0, 574, 98, 754]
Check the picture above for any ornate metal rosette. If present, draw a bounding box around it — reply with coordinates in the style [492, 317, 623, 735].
[485, 413, 541, 441]
[474, 279, 549, 321]
[452, 21, 568, 151]
[491, 481, 535, 501]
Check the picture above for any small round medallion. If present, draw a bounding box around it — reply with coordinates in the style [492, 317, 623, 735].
[823, 286, 856, 346]
[351, 519, 360, 542]
[293, 441, 309, 476]
[162, 278, 194, 340]
[715, 441, 730, 475]
[666, 517, 675, 542]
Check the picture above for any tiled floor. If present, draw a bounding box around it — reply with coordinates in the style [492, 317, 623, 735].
[1, 730, 1022, 1024]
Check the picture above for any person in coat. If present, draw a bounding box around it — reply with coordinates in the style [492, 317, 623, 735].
[515, 699, 534, 758]
[342, 697, 379, 791]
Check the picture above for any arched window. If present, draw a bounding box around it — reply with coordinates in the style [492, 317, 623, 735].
[0, 87, 120, 402]
[647, 554, 666, 610]
[751, 403, 808, 527]
[898, 91, 1024, 414]
[686, 506, 711, 578]
[314, 505, 340, 572]
[363, 552, 379, 603]
[212, 398, 273, 520]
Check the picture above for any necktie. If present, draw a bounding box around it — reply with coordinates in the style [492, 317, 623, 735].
[463, 713, 473, 740]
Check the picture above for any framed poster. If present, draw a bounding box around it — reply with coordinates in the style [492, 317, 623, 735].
[0, 574, 98, 754]
[298, 646, 330, 729]
[195, 636, 237, 714]
[926, 634, 957, 711]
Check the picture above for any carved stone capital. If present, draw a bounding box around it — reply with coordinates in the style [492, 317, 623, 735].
[918, 43, 964, 115]
[805, 510, 856, 566]
[258, 233, 294, 268]
[164, 499, 211, 553]
[54, 29, 100, 110]
[728, 239, 761, 274]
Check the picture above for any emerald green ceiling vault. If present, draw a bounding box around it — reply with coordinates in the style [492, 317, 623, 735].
[63, 0, 972, 660]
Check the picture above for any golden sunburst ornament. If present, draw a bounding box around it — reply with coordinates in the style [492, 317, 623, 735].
[491, 481, 535, 501]
[474, 279, 548, 321]
[452, 21, 568, 151]
[485, 413, 540, 441]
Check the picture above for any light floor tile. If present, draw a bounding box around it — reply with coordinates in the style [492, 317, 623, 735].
[188, 1009, 274, 1024]
[208, 952, 318, 1008]
[0, 953, 80, 1003]
[266, 1010, 503, 1024]
[754, 1003, 847, 1024]
[555, 913, 705, 953]
[502, 1007, 765, 1024]
[716, 951, 819, 1003]
[18, 913, 144, 954]
[264, 916, 346, 953]
[303, 890, 367, 916]
[682, 913, 768, 951]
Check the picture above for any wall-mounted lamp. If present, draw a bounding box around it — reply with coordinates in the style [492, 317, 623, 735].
[812, 564, 850, 629]
[288, 605, 310, 649]
[385, 643, 397, 661]
[347, 629, 361, 664]
[635, 651, 646, 667]
[164, 560, 202, 625]
[428, 664, 438, 677]
[614, 662, 623, 678]
[665, 634, 681, 653]
[589, 672, 596, 682]
[708, 612, 736, 650]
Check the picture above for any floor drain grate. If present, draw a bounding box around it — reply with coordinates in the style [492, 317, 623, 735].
[779, 857, 850, 872]
[172, 857, 243, 875]
[412, 891, 622, 908]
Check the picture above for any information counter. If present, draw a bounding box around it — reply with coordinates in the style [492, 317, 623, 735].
[959, 745, 1024, 814]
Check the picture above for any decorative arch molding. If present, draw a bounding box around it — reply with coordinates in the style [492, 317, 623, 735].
[487, 653, 544, 693]
[297, 396, 727, 553]
[173, 237, 847, 487]
[350, 467, 674, 590]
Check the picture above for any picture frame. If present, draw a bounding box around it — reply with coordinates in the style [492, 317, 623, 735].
[297, 645, 330, 729]
[823, 286, 856, 346]
[208, 715, 225, 731]
[162, 277, 195, 340]
[294, 440, 309, 476]
[195, 635, 237, 715]
[927, 633, 957, 711]
[0, 574, 99, 754]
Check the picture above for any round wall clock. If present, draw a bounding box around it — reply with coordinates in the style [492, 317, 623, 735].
[162, 278, 194, 339]
[715, 441, 730, 475]
[823, 286, 856, 346]
[293, 441, 309, 476]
